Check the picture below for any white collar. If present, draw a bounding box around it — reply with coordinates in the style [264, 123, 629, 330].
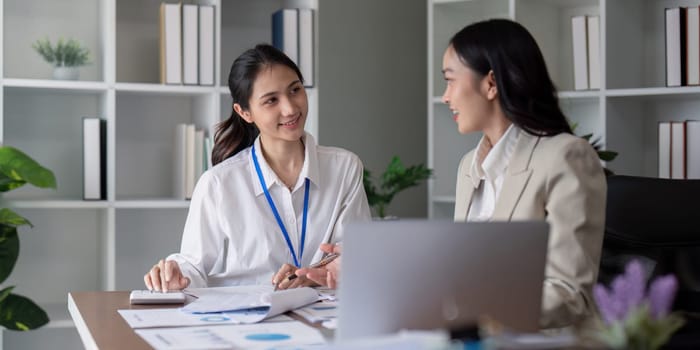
[469, 124, 520, 188]
[250, 132, 320, 196]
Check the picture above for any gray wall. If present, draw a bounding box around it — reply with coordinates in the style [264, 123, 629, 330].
[318, 0, 427, 218]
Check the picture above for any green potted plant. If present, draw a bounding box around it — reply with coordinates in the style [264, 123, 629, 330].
[0, 146, 56, 330]
[32, 37, 90, 80]
[363, 156, 432, 218]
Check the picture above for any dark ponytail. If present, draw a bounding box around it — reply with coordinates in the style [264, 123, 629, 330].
[449, 19, 572, 136]
[211, 44, 304, 165]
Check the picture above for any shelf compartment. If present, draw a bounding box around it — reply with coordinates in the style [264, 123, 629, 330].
[515, 0, 599, 92]
[605, 0, 700, 89]
[4, 209, 104, 305]
[114, 208, 188, 290]
[606, 94, 700, 177]
[115, 0, 164, 84]
[115, 93, 218, 199]
[3, 0, 104, 82]
[220, 0, 284, 85]
[2, 89, 107, 200]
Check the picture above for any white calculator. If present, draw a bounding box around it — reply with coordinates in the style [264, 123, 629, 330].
[129, 290, 186, 304]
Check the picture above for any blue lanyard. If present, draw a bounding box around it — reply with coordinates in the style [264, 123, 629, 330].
[251, 144, 309, 268]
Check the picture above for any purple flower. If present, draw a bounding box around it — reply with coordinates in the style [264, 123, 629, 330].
[648, 274, 679, 319]
[594, 284, 620, 324]
[622, 260, 646, 308]
[594, 260, 647, 324]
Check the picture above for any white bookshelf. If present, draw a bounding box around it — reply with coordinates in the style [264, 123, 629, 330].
[0, 0, 318, 347]
[427, 0, 699, 218]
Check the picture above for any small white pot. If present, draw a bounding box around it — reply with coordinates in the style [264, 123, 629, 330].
[52, 66, 79, 80]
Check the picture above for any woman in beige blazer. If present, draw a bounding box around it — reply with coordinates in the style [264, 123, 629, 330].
[443, 19, 606, 330]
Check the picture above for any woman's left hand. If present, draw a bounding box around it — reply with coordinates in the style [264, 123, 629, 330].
[272, 263, 316, 290]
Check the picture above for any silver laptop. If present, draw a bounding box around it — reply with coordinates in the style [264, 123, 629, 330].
[336, 220, 549, 341]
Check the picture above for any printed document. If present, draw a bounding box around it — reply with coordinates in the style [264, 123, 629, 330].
[135, 321, 326, 350]
[119, 285, 318, 328]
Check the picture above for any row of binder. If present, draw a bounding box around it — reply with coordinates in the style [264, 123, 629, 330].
[658, 120, 700, 179]
[665, 7, 700, 87]
[160, 3, 215, 86]
[272, 8, 314, 87]
[571, 15, 600, 91]
[83, 118, 106, 200]
[174, 124, 213, 200]
[82, 119, 215, 201]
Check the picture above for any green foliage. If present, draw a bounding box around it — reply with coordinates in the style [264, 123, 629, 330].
[572, 122, 619, 176]
[595, 304, 685, 350]
[363, 156, 432, 218]
[32, 37, 90, 67]
[0, 146, 56, 331]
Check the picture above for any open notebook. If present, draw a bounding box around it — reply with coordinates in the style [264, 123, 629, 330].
[119, 285, 319, 328]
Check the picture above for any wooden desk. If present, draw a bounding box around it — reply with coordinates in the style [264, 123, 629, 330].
[68, 291, 330, 350]
[68, 291, 171, 350]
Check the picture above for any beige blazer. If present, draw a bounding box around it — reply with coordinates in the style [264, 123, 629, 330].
[454, 131, 606, 329]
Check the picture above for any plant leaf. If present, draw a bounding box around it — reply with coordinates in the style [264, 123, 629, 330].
[0, 225, 19, 285]
[598, 150, 619, 162]
[570, 122, 579, 133]
[0, 293, 49, 330]
[596, 322, 628, 349]
[0, 147, 56, 190]
[0, 286, 14, 304]
[363, 157, 432, 217]
[0, 173, 27, 192]
[0, 209, 32, 228]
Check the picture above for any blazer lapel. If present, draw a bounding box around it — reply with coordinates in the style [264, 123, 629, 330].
[454, 175, 475, 222]
[492, 132, 539, 220]
[454, 151, 476, 222]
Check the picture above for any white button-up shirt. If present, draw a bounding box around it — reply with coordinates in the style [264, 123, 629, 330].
[168, 133, 371, 287]
[467, 124, 520, 221]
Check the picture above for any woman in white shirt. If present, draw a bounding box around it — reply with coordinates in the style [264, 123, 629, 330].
[445, 19, 606, 329]
[144, 44, 371, 292]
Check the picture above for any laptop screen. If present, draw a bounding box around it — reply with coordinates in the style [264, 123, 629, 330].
[336, 220, 549, 341]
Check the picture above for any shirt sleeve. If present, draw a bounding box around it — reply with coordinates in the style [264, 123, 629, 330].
[328, 154, 372, 244]
[540, 137, 606, 328]
[166, 171, 223, 288]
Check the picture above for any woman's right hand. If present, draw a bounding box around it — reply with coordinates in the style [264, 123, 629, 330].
[144, 259, 190, 292]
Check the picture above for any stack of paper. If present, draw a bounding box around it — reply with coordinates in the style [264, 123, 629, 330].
[119, 285, 325, 350]
[182, 286, 319, 323]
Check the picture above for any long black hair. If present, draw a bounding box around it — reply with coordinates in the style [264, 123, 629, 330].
[449, 19, 572, 136]
[211, 44, 304, 165]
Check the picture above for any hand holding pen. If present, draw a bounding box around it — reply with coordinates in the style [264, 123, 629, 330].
[272, 244, 342, 290]
[287, 252, 340, 281]
[295, 243, 342, 289]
